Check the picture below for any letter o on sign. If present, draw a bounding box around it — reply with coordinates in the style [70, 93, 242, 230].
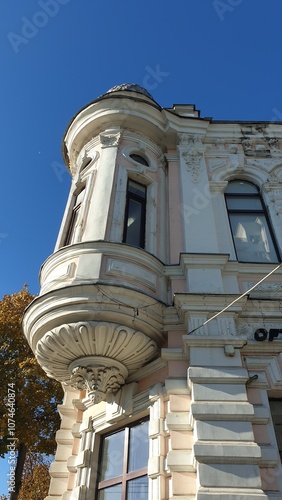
[254, 328, 268, 341]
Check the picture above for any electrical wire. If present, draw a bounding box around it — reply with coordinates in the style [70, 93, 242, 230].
[186, 262, 282, 336]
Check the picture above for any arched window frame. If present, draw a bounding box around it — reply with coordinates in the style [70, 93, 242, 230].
[225, 180, 280, 263]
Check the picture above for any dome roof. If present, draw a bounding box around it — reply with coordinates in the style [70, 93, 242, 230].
[105, 83, 154, 100]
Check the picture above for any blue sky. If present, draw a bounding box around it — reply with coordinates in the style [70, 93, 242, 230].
[1, 0, 282, 494]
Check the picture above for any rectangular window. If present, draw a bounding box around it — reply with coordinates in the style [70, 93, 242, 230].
[123, 180, 146, 249]
[225, 181, 279, 263]
[269, 400, 282, 461]
[64, 187, 85, 246]
[96, 419, 149, 500]
[228, 213, 278, 263]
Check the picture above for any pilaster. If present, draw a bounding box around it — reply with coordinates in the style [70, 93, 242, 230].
[186, 336, 267, 500]
[83, 127, 122, 241]
[45, 386, 81, 500]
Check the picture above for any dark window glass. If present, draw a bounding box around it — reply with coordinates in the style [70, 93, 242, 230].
[81, 156, 92, 170]
[123, 180, 146, 248]
[269, 400, 282, 461]
[64, 187, 85, 246]
[225, 180, 279, 263]
[129, 153, 149, 166]
[96, 419, 149, 500]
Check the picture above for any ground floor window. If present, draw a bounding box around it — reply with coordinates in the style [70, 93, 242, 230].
[269, 399, 282, 461]
[96, 418, 149, 500]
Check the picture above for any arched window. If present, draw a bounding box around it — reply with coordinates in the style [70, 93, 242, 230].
[225, 180, 279, 263]
[129, 153, 149, 167]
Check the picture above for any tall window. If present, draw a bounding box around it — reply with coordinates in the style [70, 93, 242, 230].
[225, 180, 279, 263]
[269, 400, 282, 461]
[123, 180, 147, 249]
[96, 419, 149, 500]
[64, 187, 85, 246]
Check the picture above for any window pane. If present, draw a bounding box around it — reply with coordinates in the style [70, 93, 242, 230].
[226, 196, 262, 210]
[269, 400, 282, 461]
[229, 214, 279, 262]
[225, 181, 258, 194]
[100, 430, 125, 481]
[128, 180, 146, 198]
[128, 420, 149, 472]
[125, 199, 143, 247]
[98, 484, 122, 500]
[127, 476, 148, 500]
[129, 154, 149, 167]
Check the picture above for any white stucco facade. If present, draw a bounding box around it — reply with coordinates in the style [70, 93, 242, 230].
[23, 84, 282, 499]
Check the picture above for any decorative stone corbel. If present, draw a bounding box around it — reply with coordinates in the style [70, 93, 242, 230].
[99, 129, 122, 148]
[35, 321, 158, 404]
[69, 361, 127, 404]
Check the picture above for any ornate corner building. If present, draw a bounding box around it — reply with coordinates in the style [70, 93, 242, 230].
[23, 84, 282, 499]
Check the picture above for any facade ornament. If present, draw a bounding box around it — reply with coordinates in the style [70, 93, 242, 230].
[35, 321, 158, 383]
[178, 134, 205, 183]
[269, 138, 282, 155]
[99, 129, 121, 148]
[158, 154, 167, 172]
[215, 138, 225, 150]
[242, 137, 253, 154]
[70, 365, 125, 404]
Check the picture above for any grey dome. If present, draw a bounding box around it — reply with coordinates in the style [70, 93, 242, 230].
[105, 83, 154, 100]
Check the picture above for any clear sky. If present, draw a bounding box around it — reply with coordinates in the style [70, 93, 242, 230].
[1, 0, 282, 494]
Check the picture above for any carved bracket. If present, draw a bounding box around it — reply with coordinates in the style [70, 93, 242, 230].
[70, 365, 125, 404]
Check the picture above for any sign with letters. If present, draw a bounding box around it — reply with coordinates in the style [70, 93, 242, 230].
[254, 328, 282, 342]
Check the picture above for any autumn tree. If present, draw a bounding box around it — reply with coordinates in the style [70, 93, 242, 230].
[0, 287, 63, 499]
[18, 453, 52, 500]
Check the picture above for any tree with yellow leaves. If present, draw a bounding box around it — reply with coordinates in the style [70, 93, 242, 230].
[0, 286, 63, 500]
[17, 453, 52, 500]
